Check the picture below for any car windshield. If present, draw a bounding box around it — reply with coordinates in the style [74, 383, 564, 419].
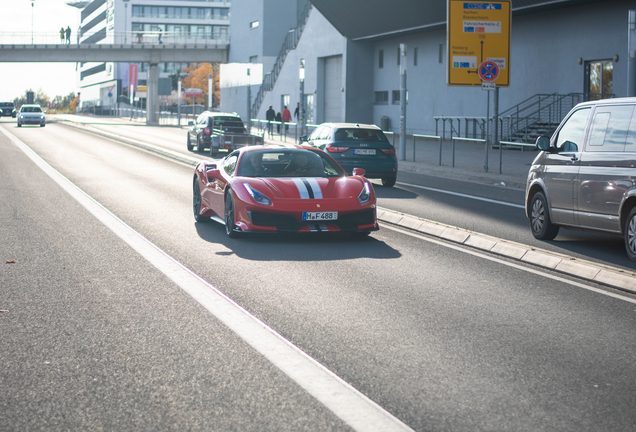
[21, 106, 42, 113]
[0, 103, 14, 107]
[238, 149, 345, 178]
[334, 128, 389, 142]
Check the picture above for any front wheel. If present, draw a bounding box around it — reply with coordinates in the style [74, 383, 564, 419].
[193, 177, 208, 223]
[197, 136, 206, 153]
[17, 123, 21, 128]
[529, 191, 559, 240]
[381, 177, 396, 187]
[224, 190, 239, 238]
[624, 208, 636, 261]
[40, 124, 45, 127]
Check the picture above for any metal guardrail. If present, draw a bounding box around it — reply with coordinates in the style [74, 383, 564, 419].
[0, 31, 229, 46]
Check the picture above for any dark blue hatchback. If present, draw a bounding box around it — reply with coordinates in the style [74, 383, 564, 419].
[303, 123, 398, 187]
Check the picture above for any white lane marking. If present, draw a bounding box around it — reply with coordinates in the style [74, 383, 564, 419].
[396, 181, 525, 209]
[306, 178, 323, 199]
[380, 223, 636, 305]
[292, 177, 310, 199]
[2, 126, 413, 432]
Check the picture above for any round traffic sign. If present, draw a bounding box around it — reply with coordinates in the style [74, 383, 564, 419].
[108, 92, 113, 98]
[478, 61, 500, 82]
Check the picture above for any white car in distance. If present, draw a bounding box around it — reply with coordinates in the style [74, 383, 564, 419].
[17, 104, 45, 127]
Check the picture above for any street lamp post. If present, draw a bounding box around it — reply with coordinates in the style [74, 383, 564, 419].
[31, 0, 35, 44]
[246, 68, 251, 133]
[123, 0, 130, 44]
[299, 59, 305, 138]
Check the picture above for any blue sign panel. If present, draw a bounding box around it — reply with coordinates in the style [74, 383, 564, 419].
[463, 3, 502, 9]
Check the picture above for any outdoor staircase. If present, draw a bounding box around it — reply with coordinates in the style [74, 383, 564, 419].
[496, 92, 614, 143]
[251, 3, 312, 117]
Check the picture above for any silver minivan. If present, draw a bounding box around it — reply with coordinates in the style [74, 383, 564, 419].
[526, 97, 636, 261]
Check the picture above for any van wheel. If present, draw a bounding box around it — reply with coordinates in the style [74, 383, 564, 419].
[187, 134, 194, 151]
[530, 191, 559, 240]
[624, 208, 636, 261]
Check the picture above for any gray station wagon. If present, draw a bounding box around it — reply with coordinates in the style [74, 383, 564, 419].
[526, 97, 636, 261]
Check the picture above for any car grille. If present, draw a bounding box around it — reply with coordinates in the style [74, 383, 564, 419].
[248, 209, 375, 232]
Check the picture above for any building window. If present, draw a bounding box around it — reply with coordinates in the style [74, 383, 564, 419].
[379, 50, 383, 69]
[249, 55, 258, 63]
[414, 47, 418, 66]
[374, 91, 389, 105]
[439, 44, 443, 64]
[250, 20, 259, 29]
[397, 46, 400, 66]
[392, 90, 400, 104]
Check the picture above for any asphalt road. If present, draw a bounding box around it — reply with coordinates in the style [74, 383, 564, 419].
[3, 119, 636, 431]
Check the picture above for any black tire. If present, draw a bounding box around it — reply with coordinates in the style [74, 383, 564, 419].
[624, 207, 636, 262]
[17, 123, 21, 128]
[193, 176, 208, 223]
[224, 190, 239, 238]
[187, 134, 194, 152]
[381, 177, 396, 187]
[197, 135, 206, 153]
[40, 124, 45, 127]
[210, 143, 219, 158]
[529, 191, 559, 240]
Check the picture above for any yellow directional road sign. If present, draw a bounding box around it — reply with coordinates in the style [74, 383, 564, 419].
[447, 0, 511, 87]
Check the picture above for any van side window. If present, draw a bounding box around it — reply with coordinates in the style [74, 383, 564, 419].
[587, 105, 634, 152]
[556, 108, 591, 152]
[625, 108, 636, 152]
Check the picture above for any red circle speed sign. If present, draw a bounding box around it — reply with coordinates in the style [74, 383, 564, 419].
[478, 61, 500, 82]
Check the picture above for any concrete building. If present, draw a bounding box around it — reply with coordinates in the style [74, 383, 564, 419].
[221, 0, 633, 139]
[78, 0, 231, 109]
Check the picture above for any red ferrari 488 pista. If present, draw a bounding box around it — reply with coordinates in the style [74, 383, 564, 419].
[193, 145, 379, 237]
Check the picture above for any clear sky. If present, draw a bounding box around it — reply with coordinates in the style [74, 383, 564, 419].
[0, 0, 81, 101]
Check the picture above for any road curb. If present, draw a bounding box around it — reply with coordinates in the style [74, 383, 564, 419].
[377, 207, 636, 295]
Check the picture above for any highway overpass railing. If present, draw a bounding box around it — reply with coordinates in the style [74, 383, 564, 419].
[0, 31, 229, 46]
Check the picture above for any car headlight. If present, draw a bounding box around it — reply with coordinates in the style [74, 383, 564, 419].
[243, 183, 272, 205]
[358, 181, 371, 205]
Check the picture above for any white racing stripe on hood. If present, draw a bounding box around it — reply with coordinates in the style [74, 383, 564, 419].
[305, 178, 323, 199]
[292, 178, 310, 199]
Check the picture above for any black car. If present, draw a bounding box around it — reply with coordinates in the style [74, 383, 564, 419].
[303, 123, 398, 187]
[0, 102, 16, 118]
[187, 111, 263, 157]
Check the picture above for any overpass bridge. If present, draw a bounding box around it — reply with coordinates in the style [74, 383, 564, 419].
[0, 31, 228, 125]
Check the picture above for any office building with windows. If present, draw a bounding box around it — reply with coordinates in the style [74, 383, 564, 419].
[77, 0, 230, 108]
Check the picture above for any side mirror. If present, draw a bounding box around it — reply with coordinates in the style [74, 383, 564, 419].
[536, 136, 550, 151]
[205, 164, 218, 181]
[352, 168, 366, 177]
[188, 121, 194, 126]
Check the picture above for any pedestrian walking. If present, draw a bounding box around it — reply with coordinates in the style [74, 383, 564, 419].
[275, 112, 282, 134]
[59, 27, 65, 44]
[158, 28, 163, 44]
[266, 105, 275, 137]
[294, 102, 300, 120]
[65, 26, 71, 44]
[282, 105, 291, 133]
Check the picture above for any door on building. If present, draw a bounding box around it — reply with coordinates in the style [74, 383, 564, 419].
[324, 55, 342, 122]
[584, 60, 613, 101]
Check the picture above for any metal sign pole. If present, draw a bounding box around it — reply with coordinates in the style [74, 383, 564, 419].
[495, 87, 501, 175]
[485, 90, 489, 172]
[177, 80, 181, 126]
[246, 68, 251, 134]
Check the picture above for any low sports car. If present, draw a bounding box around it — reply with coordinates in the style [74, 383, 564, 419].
[192, 146, 379, 237]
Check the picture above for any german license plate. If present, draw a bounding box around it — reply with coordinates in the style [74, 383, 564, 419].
[354, 149, 376, 155]
[303, 211, 338, 221]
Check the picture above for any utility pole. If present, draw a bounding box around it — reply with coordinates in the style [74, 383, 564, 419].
[399, 43, 407, 161]
[246, 68, 251, 133]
